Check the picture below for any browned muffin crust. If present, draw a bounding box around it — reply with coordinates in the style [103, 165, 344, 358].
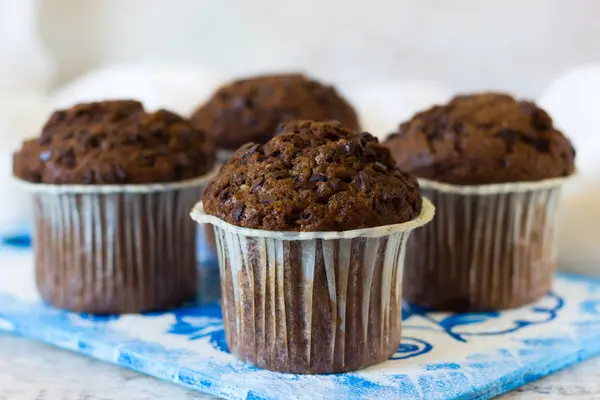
[203, 120, 422, 231]
[190, 73, 360, 150]
[14, 100, 216, 185]
[384, 92, 576, 185]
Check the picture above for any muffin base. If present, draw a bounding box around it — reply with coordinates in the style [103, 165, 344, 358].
[192, 199, 434, 373]
[33, 188, 201, 314]
[19, 167, 220, 314]
[218, 234, 406, 373]
[404, 178, 567, 311]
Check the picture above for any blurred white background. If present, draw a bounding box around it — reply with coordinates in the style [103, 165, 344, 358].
[39, 0, 600, 96]
[0, 0, 598, 273]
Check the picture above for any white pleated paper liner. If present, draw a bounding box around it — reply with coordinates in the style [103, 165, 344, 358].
[16, 164, 220, 194]
[15, 164, 219, 314]
[405, 175, 573, 311]
[191, 197, 435, 240]
[418, 175, 572, 195]
[191, 198, 434, 373]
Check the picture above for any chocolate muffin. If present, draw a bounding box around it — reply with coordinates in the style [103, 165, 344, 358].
[204, 120, 421, 231]
[384, 92, 575, 311]
[14, 100, 217, 313]
[190, 74, 360, 153]
[385, 92, 575, 185]
[194, 120, 434, 373]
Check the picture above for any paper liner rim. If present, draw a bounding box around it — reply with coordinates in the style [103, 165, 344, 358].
[418, 173, 574, 195]
[14, 164, 220, 194]
[190, 197, 435, 240]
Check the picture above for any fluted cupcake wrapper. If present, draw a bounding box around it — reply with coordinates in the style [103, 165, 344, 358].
[17, 166, 220, 314]
[190, 199, 434, 373]
[404, 176, 572, 312]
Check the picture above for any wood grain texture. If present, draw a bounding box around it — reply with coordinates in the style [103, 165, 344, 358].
[1, 333, 599, 400]
[0, 334, 216, 400]
[501, 357, 600, 399]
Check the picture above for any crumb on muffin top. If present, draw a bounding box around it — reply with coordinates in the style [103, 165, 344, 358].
[384, 92, 576, 185]
[13, 100, 216, 184]
[202, 120, 422, 231]
[190, 73, 360, 150]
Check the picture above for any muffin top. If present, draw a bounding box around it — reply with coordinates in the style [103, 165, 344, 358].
[384, 92, 576, 185]
[190, 73, 360, 150]
[202, 120, 422, 231]
[13, 100, 216, 185]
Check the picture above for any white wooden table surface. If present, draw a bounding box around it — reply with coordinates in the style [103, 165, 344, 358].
[1, 334, 599, 400]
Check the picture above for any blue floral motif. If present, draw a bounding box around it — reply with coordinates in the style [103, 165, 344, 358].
[581, 300, 600, 316]
[1, 234, 31, 248]
[403, 291, 564, 342]
[154, 291, 564, 364]
[160, 307, 431, 360]
[76, 313, 120, 323]
[390, 337, 433, 360]
[208, 329, 229, 353]
[3, 266, 600, 400]
[148, 304, 229, 352]
[157, 305, 434, 360]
